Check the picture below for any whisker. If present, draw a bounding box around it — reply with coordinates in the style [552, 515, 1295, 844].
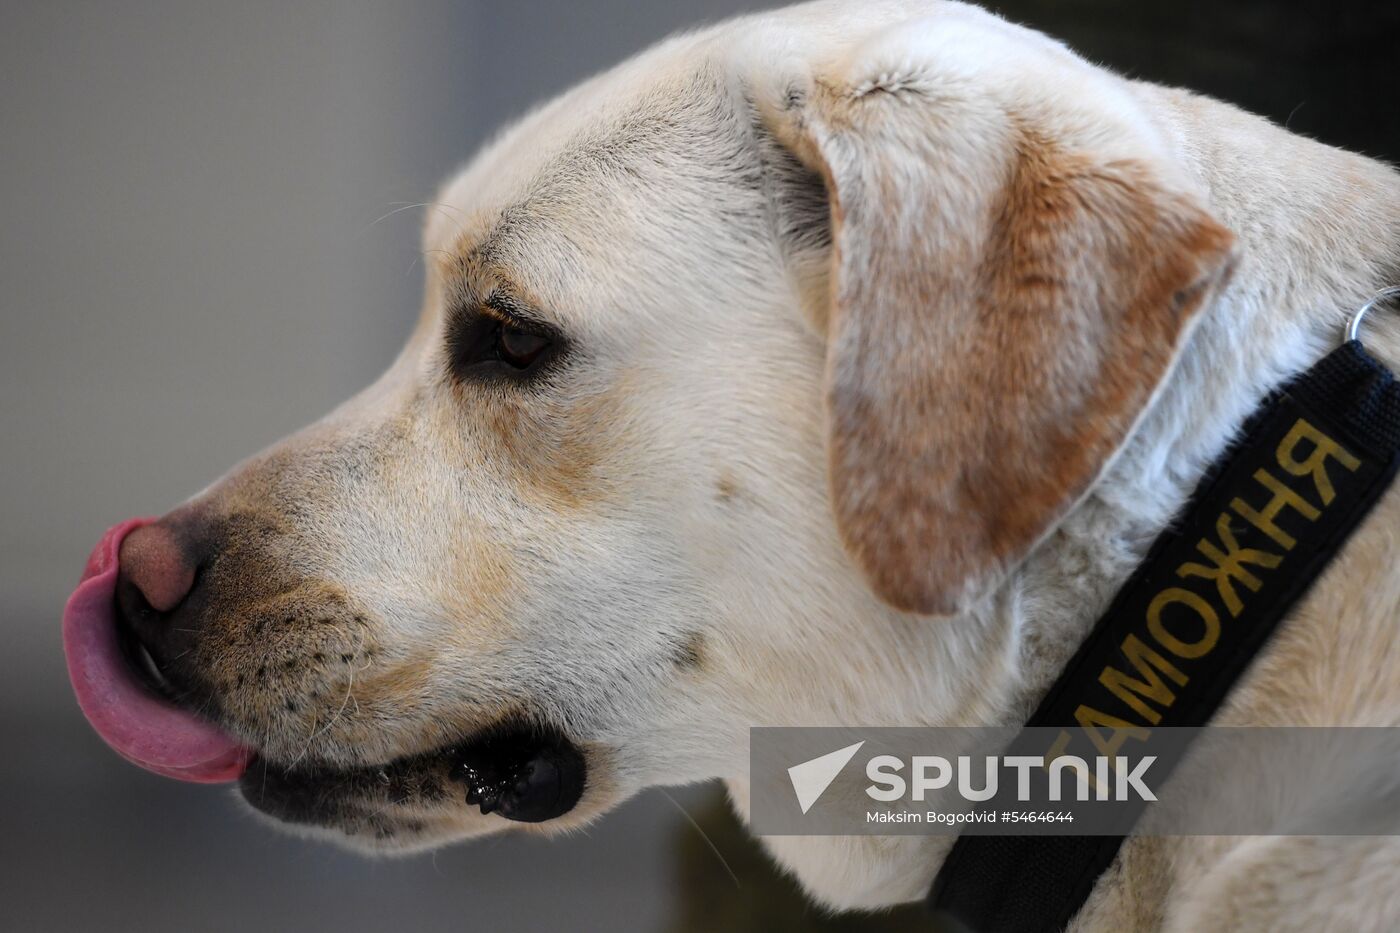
[659, 789, 741, 889]
[368, 202, 433, 228]
[288, 709, 318, 770]
[368, 200, 467, 233]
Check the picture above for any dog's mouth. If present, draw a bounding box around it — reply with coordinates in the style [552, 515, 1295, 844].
[240, 727, 588, 834]
[63, 519, 587, 828]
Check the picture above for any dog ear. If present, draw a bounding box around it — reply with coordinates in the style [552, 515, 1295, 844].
[764, 64, 1236, 615]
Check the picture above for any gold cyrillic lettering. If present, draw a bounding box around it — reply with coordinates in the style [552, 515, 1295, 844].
[1098, 635, 1187, 724]
[1276, 418, 1360, 506]
[1230, 468, 1320, 549]
[1147, 587, 1220, 659]
[1177, 513, 1282, 615]
[1074, 705, 1150, 758]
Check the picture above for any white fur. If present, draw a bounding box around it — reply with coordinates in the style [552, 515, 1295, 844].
[199, 2, 1400, 927]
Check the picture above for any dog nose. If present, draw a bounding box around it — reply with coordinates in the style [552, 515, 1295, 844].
[119, 523, 197, 613]
[115, 522, 202, 697]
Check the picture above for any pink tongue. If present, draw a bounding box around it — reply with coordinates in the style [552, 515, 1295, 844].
[63, 518, 250, 783]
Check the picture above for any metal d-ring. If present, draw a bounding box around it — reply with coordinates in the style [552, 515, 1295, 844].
[1346, 285, 1400, 344]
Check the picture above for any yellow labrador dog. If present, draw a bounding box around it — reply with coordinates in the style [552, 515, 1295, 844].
[62, 1, 1400, 928]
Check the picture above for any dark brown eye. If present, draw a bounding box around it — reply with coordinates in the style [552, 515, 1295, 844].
[446, 308, 560, 383]
[498, 325, 550, 369]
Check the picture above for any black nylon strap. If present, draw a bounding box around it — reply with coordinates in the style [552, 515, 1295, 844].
[929, 340, 1400, 933]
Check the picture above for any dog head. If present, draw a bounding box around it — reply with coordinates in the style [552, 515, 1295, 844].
[64, 0, 1232, 857]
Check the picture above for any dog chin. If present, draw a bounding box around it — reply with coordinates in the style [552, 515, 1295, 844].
[238, 796, 483, 856]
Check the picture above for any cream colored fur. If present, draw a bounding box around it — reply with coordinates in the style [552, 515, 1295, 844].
[191, 2, 1400, 928]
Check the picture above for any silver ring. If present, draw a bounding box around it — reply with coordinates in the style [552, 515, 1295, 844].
[1345, 285, 1400, 344]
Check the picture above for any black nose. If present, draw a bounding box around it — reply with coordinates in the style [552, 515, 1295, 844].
[115, 522, 203, 700]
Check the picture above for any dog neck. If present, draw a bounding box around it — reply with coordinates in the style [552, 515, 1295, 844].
[742, 83, 1400, 911]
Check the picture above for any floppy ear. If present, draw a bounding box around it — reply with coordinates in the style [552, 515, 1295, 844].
[766, 61, 1236, 615]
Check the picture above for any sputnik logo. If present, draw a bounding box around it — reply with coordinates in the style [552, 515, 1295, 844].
[787, 741, 865, 814]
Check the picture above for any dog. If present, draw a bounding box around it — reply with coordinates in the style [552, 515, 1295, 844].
[61, 1, 1400, 928]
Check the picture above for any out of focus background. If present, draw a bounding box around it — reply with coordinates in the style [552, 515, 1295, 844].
[2, 2, 1398, 931]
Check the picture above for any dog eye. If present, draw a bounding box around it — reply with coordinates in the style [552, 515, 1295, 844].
[447, 310, 557, 381]
[497, 325, 550, 369]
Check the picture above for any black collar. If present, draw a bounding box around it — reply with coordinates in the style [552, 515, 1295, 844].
[928, 310, 1400, 932]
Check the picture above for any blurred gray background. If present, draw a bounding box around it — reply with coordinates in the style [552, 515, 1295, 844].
[2, 2, 1397, 931]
